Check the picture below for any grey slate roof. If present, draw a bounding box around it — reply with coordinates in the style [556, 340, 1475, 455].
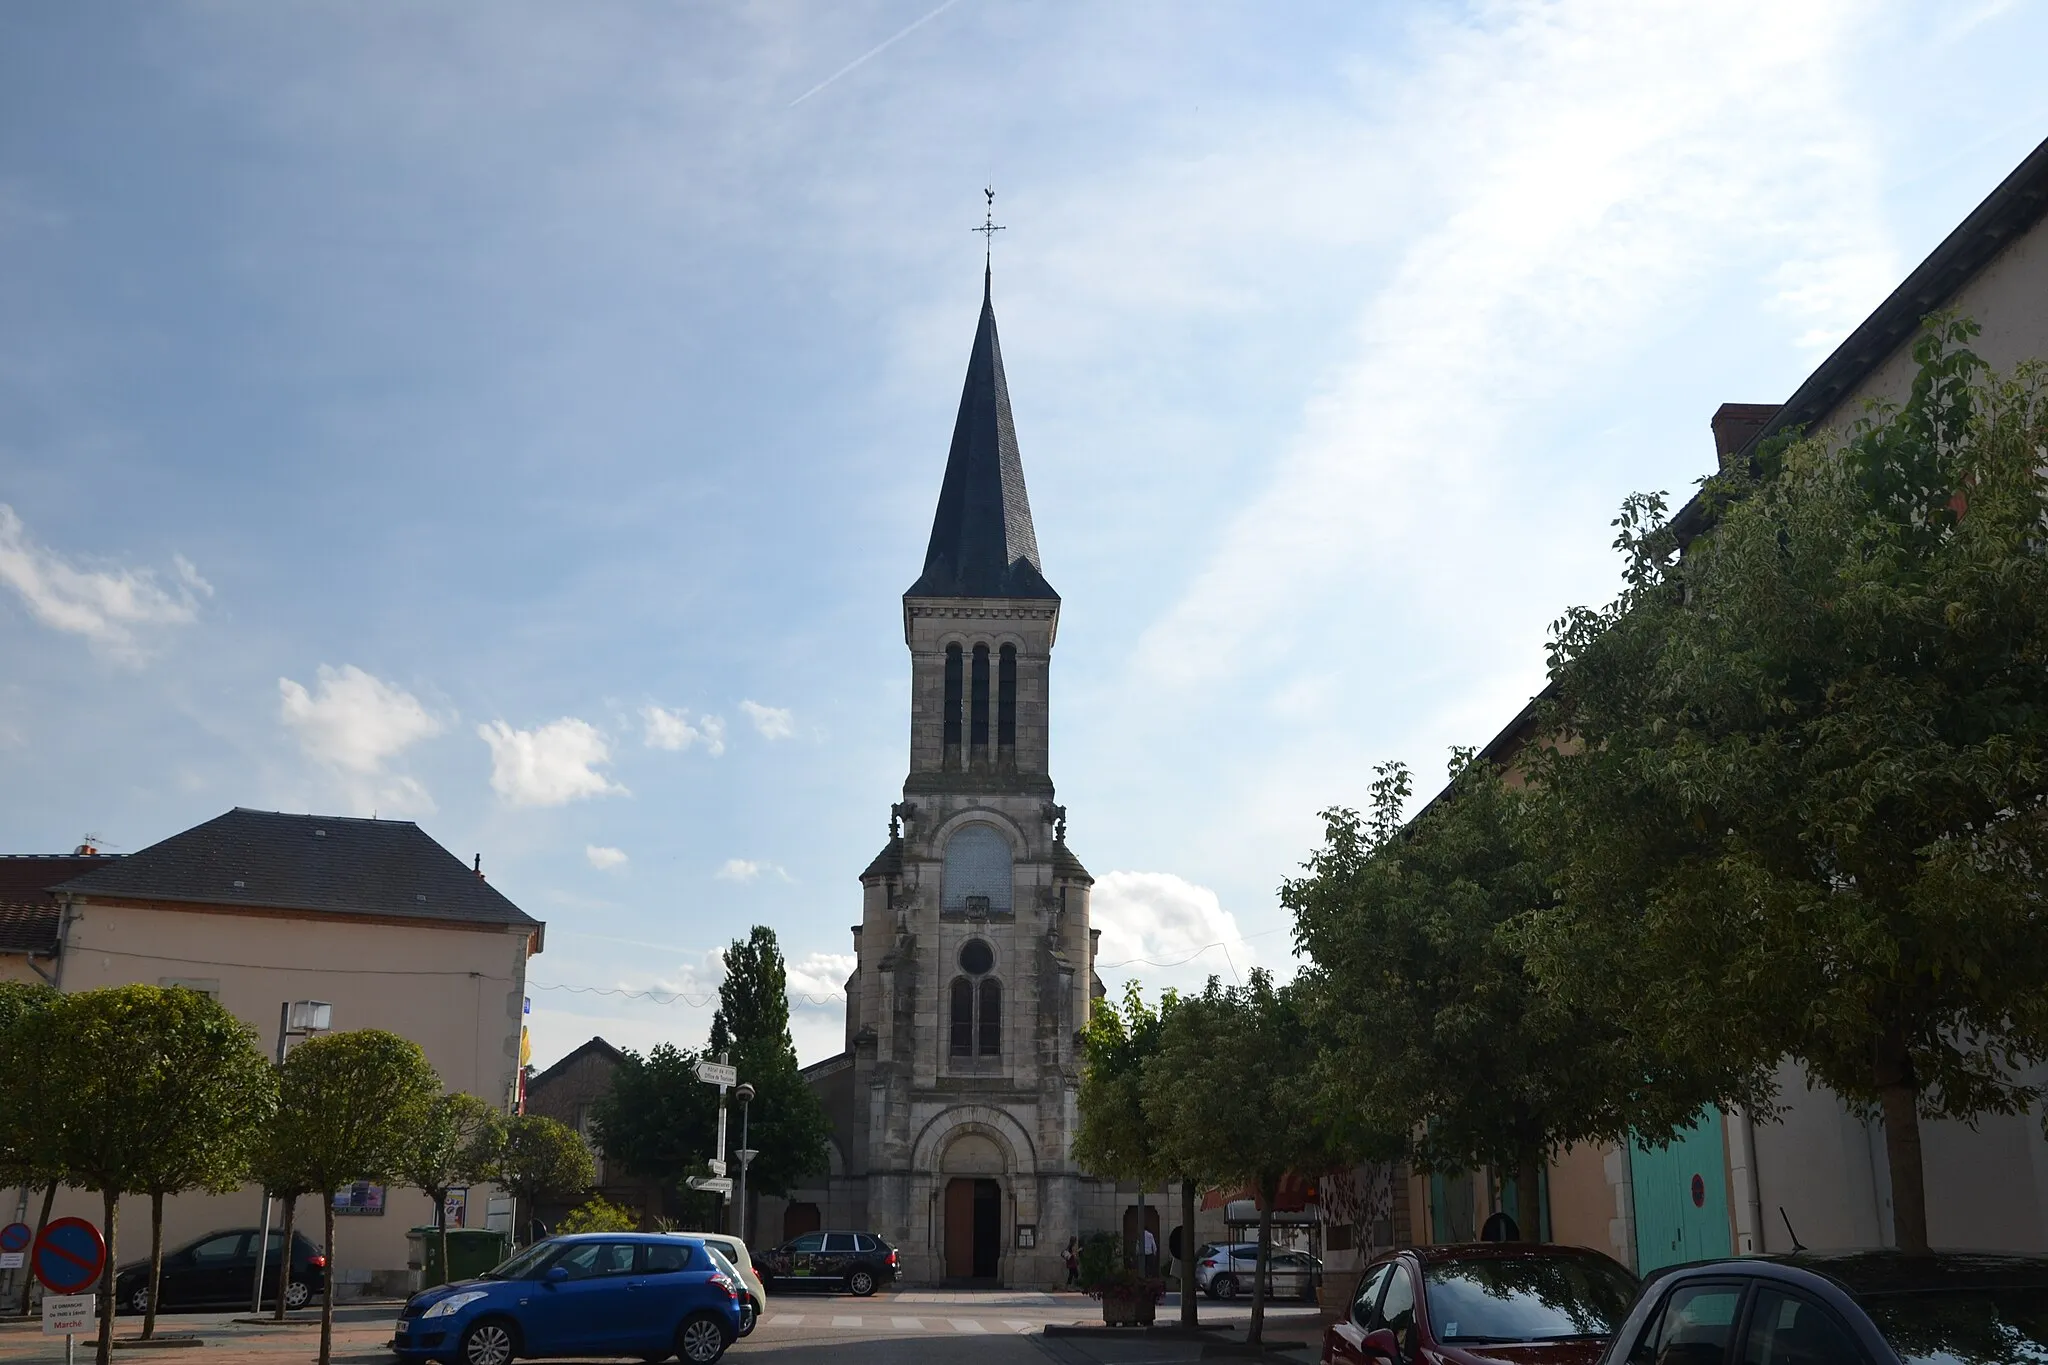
[55, 808, 541, 935]
[0, 854, 118, 956]
[905, 272, 1058, 601]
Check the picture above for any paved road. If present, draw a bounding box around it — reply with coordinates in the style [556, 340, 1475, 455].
[0, 1290, 1322, 1363]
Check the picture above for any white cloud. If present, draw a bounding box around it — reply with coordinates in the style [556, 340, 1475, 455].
[1090, 871, 1260, 997]
[785, 951, 857, 1007]
[739, 700, 796, 740]
[715, 857, 790, 883]
[585, 844, 629, 871]
[642, 704, 726, 756]
[277, 664, 443, 815]
[478, 717, 627, 806]
[0, 504, 209, 663]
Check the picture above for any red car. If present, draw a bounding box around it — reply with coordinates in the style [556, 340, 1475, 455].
[1325, 1244, 1638, 1365]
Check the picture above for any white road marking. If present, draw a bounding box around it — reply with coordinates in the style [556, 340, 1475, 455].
[833, 1314, 864, 1328]
[892, 1317, 926, 1330]
[950, 1318, 989, 1333]
[1003, 1319, 1034, 1333]
[774, 1314, 804, 1327]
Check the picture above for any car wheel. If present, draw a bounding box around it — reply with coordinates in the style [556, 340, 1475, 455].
[459, 1317, 518, 1365]
[127, 1284, 151, 1315]
[676, 1311, 729, 1364]
[847, 1267, 877, 1297]
[283, 1279, 312, 1310]
[1212, 1273, 1238, 1299]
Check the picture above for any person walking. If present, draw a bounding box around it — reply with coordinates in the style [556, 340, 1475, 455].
[1063, 1237, 1081, 1289]
[1141, 1225, 1159, 1279]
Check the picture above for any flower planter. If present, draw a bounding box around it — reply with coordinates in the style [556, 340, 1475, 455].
[1100, 1288, 1158, 1327]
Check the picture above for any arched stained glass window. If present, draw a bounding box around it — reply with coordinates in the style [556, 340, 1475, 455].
[942, 824, 1012, 915]
[950, 977, 975, 1057]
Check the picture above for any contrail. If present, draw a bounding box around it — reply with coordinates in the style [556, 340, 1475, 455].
[788, 0, 963, 108]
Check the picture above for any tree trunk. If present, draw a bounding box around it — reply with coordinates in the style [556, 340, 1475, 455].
[94, 1189, 117, 1365]
[1179, 1177, 1198, 1329]
[273, 1194, 297, 1321]
[18, 1181, 55, 1315]
[1249, 1173, 1276, 1346]
[319, 1196, 335, 1365]
[1875, 1027, 1930, 1255]
[142, 1191, 164, 1339]
[1516, 1155, 1544, 1243]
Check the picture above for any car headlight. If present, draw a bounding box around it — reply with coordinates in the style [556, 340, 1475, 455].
[422, 1291, 489, 1318]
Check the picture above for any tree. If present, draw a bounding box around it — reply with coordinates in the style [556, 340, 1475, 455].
[714, 926, 832, 1205]
[125, 990, 275, 1340]
[493, 1115, 595, 1245]
[556, 1196, 638, 1233]
[21, 987, 271, 1365]
[1287, 755, 1758, 1240]
[1078, 982, 1205, 1326]
[248, 1104, 319, 1322]
[397, 1093, 504, 1288]
[590, 1042, 719, 1218]
[275, 1030, 438, 1365]
[1526, 321, 2048, 1254]
[0, 982, 63, 1316]
[1144, 971, 1328, 1347]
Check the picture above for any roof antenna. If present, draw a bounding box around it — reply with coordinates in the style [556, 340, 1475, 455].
[1779, 1206, 1807, 1252]
[474, 853, 484, 879]
[973, 185, 1005, 296]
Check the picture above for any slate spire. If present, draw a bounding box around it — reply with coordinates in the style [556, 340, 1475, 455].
[906, 273, 1057, 600]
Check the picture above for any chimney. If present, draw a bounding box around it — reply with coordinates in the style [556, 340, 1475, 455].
[74, 842, 97, 856]
[1711, 403, 1780, 471]
[474, 853, 485, 880]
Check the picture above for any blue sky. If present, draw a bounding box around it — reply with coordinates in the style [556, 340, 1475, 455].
[4, 1, 2045, 1069]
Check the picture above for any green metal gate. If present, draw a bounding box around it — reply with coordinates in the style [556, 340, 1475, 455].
[1630, 1109, 1731, 1273]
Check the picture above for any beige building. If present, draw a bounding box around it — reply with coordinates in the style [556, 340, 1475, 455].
[1, 807, 542, 1299]
[1451, 132, 2048, 1273]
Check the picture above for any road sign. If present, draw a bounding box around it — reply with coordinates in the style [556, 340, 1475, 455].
[687, 1176, 733, 1196]
[33, 1217, 105, 1296]
[695, 1060, 737, 1088]
[42, 1294, 93, 1335]
[0, 1253, 21, 1270]
[0, 1222, 30, 1253]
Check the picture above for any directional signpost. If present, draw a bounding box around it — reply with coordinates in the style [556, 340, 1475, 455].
[34, 1218, 104, 1365]
[694, 1056, 740, 1229]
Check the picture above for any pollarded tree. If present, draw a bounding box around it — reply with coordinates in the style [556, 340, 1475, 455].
[126, 989, 276, 1339]
[1287, 755, 1764, 1240]
[1527, 320, 2048, 1254]
[713, 926, 833, 1204]
[249, 1104, 320, 1321]
[0, 982, 63, 1316]
[275, 1030, 438, 1365]
[1144, 971, 1329, 1347]
[398, 1093, 504, 1288]
[493, 1115, 595, 1244]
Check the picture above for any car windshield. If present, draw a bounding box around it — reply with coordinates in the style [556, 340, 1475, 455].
[1861, 1286, 2048, 1365]
[480, 1240, 563, 1281]
[1424, 1256, 1638, 1343]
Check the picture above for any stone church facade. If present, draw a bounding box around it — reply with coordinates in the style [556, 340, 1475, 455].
[788, 271, 1113, 1286]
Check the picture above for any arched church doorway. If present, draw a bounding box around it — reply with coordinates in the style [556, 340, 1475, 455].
[945, 1179, 1001, 1280]
[784, 1202, 821, 1241]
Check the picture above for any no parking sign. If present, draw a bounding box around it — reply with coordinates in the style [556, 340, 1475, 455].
[33, 1218, 105, 1296]
[0, 1221, 29, 1270]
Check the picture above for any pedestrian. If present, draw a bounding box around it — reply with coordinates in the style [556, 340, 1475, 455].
[1141, 1225, 1158, 1278]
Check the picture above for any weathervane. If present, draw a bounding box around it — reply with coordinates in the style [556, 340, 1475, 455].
[973, 186, 1005, 268]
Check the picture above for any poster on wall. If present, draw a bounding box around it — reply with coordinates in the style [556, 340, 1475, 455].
[444, 1188, 468, 1229]
[333, 1182, 386, 1216]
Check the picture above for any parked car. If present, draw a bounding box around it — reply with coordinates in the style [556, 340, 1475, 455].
[1197, 1243, 1324, 1300]
[1594, 1251, 2048, 1365]
[113, 1227, 326, 1315]
[688, 1233, 766, 1335]
[392, 1233, 744, 1365]
[1325, 1244, 1638, 1365]
[757, 1230, 898, 1296]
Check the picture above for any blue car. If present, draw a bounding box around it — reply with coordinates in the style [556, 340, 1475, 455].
[392, 1233, 744, 1365]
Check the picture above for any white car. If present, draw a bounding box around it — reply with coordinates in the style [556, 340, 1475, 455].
[1195, 1242, 1322, 1301]
[685, 1235, 767, 1336]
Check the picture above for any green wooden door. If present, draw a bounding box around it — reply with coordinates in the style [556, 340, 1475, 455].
[1630, 1110, 1731, 1273]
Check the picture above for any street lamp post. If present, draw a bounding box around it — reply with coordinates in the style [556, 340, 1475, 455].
[732, 1083, 756, 1246]
[251, 1001, 332, 1314]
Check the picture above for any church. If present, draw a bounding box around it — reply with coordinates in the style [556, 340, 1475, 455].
[786, 269, 1115, 1286]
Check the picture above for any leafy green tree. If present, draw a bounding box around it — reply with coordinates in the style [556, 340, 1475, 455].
[1526, 321, 2048, 1254]
[127, 990, 275, 1339]
[0, 982, 63, 1316]
[590, 1042, 719, 1206]
[275, 1030, 438, 1364]
[1287, 755, 1758, 1240]
[1144, 971, 1327, 1346]
[248, 1107, 319, 1321]
[714, 926, 832, 1203]
[397, 1093, 504, 1288]
[1078, 982, 1206, 1326]
[493, 1115, 595, 1244]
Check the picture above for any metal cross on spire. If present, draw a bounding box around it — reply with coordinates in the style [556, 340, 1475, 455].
[973, 185, 1005, 273]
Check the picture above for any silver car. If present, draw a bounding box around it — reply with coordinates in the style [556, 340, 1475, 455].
[1196, 1243, 1322, 1300]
